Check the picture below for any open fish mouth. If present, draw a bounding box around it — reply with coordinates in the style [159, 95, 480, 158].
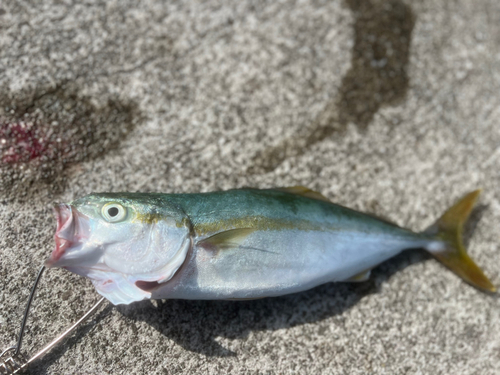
[46, 203, 90, 267]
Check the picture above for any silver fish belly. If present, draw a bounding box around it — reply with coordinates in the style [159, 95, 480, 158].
[155, 222, 431, 300]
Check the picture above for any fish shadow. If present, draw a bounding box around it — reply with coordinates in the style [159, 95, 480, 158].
[115, 204, 489, 357]
[115, 249, 430, 358]
[463, 203, 488, 248]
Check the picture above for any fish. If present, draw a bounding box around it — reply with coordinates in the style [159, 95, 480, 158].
[45, 187, 496, 305]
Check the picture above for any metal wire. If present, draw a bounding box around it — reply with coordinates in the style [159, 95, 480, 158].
[15, 266, 45, 356]
[0, 265, 107, 374]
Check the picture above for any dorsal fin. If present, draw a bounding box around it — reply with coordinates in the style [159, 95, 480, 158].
[274, 186, 332, 203]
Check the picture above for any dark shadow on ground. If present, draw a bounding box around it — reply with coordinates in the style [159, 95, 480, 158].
[117, 249, 429, 357]
[0, 83, 142, 198]
[463, 204, 488, 248]
[250, 0, 415, 174]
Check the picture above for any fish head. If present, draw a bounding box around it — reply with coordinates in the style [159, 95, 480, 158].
[46, 193, 191, 305]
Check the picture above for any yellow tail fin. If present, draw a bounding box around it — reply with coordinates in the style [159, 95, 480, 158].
[425, 190, 496, 293]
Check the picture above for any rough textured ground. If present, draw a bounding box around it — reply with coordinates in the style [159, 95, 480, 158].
[1, 0, 499, 374]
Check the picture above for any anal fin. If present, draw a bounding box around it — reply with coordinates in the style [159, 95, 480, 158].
[345, 270, 371, 282]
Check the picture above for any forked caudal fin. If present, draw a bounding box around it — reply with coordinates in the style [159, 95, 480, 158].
[424, 190, 496, 293]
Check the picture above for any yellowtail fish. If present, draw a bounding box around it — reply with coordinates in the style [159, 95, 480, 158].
[45, 187, 496, 305]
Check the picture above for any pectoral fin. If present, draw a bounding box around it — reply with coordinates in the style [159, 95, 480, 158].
[199, 228, 257, 251]
[274, 186, 332, 203]
[345, 270, 371, 282]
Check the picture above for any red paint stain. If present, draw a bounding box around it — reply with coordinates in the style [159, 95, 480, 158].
[0, 86, 140, 193]
[0, 119, 65, 164]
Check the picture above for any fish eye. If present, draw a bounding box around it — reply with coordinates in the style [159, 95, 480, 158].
[102, 203, 127, 223]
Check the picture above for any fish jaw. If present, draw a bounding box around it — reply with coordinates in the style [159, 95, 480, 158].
[65, 265, 153, 305]
[46, 203, 91, 267]
[86, 234, 191, 305]
[62, 241, 190, 305]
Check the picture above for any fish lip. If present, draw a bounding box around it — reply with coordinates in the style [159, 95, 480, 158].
[50, 237, 73, 263]
[46, 203, 89, 267]
[54, 203, 72, 236]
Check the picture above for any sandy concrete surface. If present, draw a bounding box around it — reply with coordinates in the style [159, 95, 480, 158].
[1, 0, 499, 374]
